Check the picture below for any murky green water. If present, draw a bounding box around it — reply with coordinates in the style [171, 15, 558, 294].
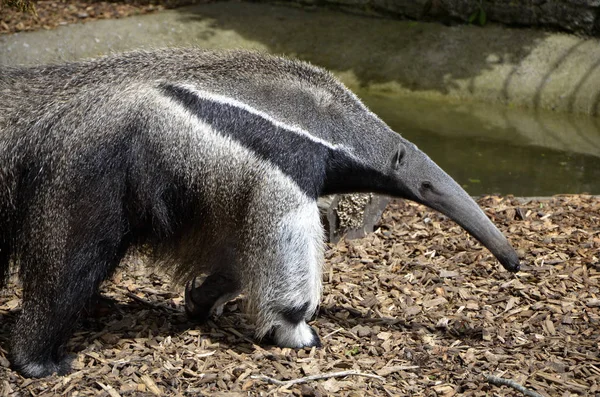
[358, 92, 600, 196]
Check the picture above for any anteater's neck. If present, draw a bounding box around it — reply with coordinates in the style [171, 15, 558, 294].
[322, 149, 392, 197]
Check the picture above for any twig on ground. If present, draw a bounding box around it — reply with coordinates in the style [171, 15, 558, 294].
[322, 327, 344, 339]
[485, 374, 544, 397]
[252, 369, 385, 387]
[375, 365, 420, 376]
[124, 291, 180, 313]
[224, 326, 258, 345]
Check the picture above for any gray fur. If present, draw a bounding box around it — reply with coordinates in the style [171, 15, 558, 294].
[0, 48, 520, 378]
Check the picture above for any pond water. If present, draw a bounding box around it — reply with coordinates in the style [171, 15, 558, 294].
[358, 91, 600, 196]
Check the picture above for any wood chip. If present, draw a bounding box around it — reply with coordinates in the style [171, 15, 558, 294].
[140, 375, 162, 396]
[2, 195, 599, 396]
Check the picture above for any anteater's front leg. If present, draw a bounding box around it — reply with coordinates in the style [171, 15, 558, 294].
[240, 198, 324, 348]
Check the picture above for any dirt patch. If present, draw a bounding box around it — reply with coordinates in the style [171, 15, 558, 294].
[0, 0, 213, 35]
[1, 195, 598, 396]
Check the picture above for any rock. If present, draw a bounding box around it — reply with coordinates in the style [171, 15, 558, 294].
[439, 0, 600, 35]
[318, 194, 390, 243]
[280, 0, 600, 35]
[371, 0, 431, 19]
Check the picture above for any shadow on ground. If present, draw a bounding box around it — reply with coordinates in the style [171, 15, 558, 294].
[173, 2, 600, 115]
[0, 290, 478, 374]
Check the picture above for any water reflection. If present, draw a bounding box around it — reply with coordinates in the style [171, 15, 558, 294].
[359, 92, 600, 196]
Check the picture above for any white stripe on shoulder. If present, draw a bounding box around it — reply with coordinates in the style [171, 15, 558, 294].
[175, 83, 347, 151]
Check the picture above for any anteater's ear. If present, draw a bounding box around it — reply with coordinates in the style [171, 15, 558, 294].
[392, 144, 406, 170]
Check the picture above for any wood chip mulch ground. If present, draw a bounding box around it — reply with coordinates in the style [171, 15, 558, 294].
[0, 0, 214, 35]
[1, 195, 599, 396]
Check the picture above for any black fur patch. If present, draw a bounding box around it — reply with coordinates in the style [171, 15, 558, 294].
[309, 326, 322, 348]
[159, 83, 330, 198]
[280, 301, 310, 324]
[185, 274, 240, 324]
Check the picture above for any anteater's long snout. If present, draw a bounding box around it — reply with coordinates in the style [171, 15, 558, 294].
[396, 145, 521, 272]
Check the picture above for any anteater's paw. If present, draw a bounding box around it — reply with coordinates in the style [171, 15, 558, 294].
[269, 322, 322, 349]
[13, 354, 73, 378]
[185, 276, 240, 323]
[184, 279, 213, 324]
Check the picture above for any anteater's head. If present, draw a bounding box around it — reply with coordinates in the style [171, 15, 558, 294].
[175, 50, 521, 272]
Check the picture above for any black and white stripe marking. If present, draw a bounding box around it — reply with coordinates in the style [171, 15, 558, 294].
[159, 83, 339, 198]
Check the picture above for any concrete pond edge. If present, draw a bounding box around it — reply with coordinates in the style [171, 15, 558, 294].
[2, 2, 600, 116]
